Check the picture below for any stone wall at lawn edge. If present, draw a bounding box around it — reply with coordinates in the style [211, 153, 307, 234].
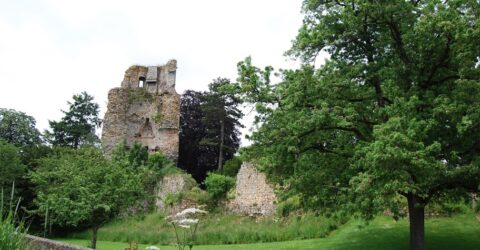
[26, 235, 92, 250]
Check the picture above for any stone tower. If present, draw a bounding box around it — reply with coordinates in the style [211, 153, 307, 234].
[101, 60, 180, 161]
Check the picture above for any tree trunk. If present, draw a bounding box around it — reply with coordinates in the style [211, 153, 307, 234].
[472, 193, 478, 211]
[91, 225, 99, 249]
[407, 193, 425, 250]
[217, 119, 225, 172]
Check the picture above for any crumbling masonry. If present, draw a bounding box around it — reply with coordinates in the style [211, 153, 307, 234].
[101, 60, 180, 161]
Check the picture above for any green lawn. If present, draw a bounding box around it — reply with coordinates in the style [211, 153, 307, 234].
[60, 213, 480, 250]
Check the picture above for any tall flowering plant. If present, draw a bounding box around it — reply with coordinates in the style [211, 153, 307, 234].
[166, 207, 207, 250]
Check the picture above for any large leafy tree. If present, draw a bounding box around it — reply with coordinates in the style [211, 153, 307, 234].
[31, 147, 143, 249]
[0, 108, 42, 147]
[232, 1, 480, 250]
[178, 79, 243, 183]
[47, 92, 101, 148]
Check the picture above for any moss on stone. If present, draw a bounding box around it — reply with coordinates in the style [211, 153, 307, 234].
[128, 87, 154, 104]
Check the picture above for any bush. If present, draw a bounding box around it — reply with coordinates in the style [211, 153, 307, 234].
[147, 152, 174, 171]
[277, 195, 302, 217]
[204, 173, 235, 200]
[222, 157, 242, 177]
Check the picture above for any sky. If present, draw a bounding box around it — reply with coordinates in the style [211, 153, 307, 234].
[0, 0, 305, 146]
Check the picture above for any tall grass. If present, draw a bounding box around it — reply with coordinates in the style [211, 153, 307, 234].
[66, 212, 343, 246]
[0, 183, 28, 250]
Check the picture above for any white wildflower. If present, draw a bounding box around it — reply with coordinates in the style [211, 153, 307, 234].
[145, 246, 160, 250]
[177, 207, 207, 217]
[166, 207, 208, 249]
[178, 218, 199, 225]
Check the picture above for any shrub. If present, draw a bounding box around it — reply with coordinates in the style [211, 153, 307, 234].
[204, 173, 235, 201]
[222, 157, 242, 177]
[148, 152, 174, 171]
[277, 195, 302, 217]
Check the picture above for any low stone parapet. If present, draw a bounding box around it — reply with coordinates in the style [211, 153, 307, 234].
[26, 235, 92, 250]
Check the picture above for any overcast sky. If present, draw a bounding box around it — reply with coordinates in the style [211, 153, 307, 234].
[0, 0, 305, 146]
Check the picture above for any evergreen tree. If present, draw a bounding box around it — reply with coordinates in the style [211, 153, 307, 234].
[178, 79, 243, 182]
[47, 92, 101, 148]
[178, 90, 206, 181]
[200, 78, 244, 172]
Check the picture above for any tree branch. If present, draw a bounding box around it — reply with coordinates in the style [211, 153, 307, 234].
[422, 37, 452, 88]
[298, 125, 367, 141]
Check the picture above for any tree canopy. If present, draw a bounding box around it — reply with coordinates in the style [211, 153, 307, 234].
[31, 147, 143, 249]
[0, 108, 42, 147]
[47, 92, 101, 148]
[0, 141, 25, 192]
[232, 1, 480, 250]
[178, 79, 243, 183]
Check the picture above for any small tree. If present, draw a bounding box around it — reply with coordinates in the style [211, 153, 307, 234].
[47, 92, 101, 148]
[31, 147, 143, 249]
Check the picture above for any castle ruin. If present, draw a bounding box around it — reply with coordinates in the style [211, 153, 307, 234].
[228, 162, 277, 217]
[101, 60, 180, 161]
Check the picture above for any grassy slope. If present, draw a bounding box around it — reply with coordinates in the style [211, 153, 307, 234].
[65, 213, 340, 245]
[60, 213, 480, 250]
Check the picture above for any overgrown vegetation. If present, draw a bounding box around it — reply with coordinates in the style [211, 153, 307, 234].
[65, 212, 342, 245]
[128, 87, 154, 104]
[204, 173, 235, 201]
[0, 185, 28, 250]
[30, 147, 145, 249]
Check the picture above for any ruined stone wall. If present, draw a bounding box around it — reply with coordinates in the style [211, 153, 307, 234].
[228, 162, 277, 217]
[26, 235, 93, 250]
[155, 174, 198, 215]
[102, 60, 180, 161]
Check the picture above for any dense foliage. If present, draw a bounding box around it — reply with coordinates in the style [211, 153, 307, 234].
[179, 79, 243, 183]
[47, 92, 102, 148]
[0, 108, 42, 147]
[204, 173, 235, 201]
[31, 147, 144, 249]
[0, 141, 25, 192]
[230, 1, 480, 250]
[222, 156, 243, 177]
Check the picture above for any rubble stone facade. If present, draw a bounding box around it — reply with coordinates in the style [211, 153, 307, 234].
[228, 162, 277, 217]
[101, 60, 180, 161]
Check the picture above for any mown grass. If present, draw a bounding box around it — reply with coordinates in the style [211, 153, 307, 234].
[65, 212, 341, 245]
[60, 213, 480, 250]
